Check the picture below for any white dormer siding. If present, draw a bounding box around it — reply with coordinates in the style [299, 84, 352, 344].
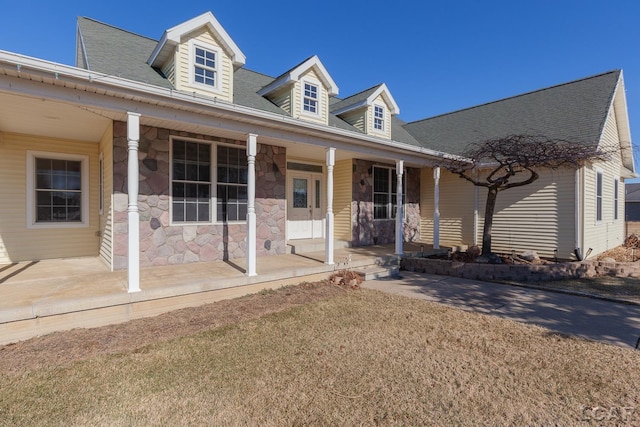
[174, 27, 234, 102]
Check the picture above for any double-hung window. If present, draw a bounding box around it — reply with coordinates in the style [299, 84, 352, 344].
[373, 105, 385, 131]
[193, 44, 217, 88]
[216, 145, 248, 222]
[596, 170, 603, 222]
[373, 166, 405, 220]
[26, 151, 89, 228]
[303, 82, 318, 114]
[614, 178, 619, 221]
[172, 140, 249, 223]
[172, 140, 212, 223]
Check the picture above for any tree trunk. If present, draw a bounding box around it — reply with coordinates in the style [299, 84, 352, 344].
[481, 187, 498, 256]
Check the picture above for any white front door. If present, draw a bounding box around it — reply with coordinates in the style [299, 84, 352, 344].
[287, 172, 325, 240]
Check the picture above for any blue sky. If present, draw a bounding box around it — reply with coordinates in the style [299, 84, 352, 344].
[3, 0, 640, 177]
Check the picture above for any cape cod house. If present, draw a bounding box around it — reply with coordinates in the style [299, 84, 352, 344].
[0, 11, 634, 296]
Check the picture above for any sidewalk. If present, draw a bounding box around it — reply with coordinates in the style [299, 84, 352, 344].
[363, 271, 640, 349]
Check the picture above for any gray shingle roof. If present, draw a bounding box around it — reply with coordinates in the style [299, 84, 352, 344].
[626, 183, 640, 202]
[77, 17, 173, 88]
[329, 84, 381, 113]
[403, 70, 620, 156]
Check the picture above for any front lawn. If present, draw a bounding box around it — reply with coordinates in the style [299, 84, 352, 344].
[1, 283, 638, 425]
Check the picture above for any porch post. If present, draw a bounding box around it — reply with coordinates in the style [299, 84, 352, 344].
[246, 134, 257, 276]
[127, 112, 141, 293]
[325, 147, 335, 265]
[433, 166, 440, 250]
[395, 160, 404, 255]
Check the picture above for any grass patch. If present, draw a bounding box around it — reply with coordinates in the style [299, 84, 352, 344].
[1, 287, 639, 425]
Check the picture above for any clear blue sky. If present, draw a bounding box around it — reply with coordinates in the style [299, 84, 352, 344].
[3, 0, 640, 178]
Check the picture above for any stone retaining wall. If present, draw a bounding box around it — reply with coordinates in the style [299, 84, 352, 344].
[401, 257, 640, 282]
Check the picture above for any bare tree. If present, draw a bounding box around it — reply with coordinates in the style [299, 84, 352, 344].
[445, 135, 609, 257]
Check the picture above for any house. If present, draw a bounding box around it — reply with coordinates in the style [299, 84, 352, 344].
[0, 11, 634, 293]
[626, 183, 640, 221]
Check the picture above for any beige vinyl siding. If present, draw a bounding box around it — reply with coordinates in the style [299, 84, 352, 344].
[582, 107, 626, 256]
[333, 159, 352, 241]
[98, 125, 113, 270]
[367, 95, 392, 139]
[0, 133, 99, 263]
[339, 110, 365, 133]
[269, 87, 292, 115]
[480, 168, 576, 258]
[175, 27, 234, 102]
[421, 168, 476, 246]
[293, 69, 329, 125]
[161, 54, 176, 87]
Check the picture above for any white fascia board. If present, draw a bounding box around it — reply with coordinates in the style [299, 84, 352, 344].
[331, 100, 368, 116]
[260, 55, 339, 97]
[0, 50, 451, 164]
[368, 83, 400, 115]
[147, 11, 246, 68]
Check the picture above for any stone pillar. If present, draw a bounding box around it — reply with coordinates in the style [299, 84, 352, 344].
[395, 160, 404, 255]
[127, 112, 141, 293]
[433, 166, 440, 250]
[246, 134, 258, 276]
[325, 147, 335, 265]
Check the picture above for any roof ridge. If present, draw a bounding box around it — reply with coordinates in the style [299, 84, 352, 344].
[407, 70, 621, 125]
[78, 16, 159, 43]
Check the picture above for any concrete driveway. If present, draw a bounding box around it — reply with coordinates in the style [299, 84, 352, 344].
[363, 271, 640, 349]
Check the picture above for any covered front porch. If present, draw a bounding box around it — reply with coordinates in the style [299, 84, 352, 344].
[0, 242, 442, 345]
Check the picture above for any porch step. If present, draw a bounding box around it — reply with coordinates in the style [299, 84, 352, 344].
[286, 239, 350, 254]
[354, 264, 400, 280]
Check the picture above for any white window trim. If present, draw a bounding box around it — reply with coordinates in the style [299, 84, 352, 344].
[26, 150, 90, 229]
[188, 40, 223, 95]
[169, 137, 248, 226]
[300, 78, 321, 117]
[372, 103, 386, 134]
[614, 177, 619, 221]
[595, 168, 603, 224]
[372, 165, 407, 221]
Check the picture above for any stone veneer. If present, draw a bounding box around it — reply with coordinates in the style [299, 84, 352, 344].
[351, 159, 420, 246]
[112, 121, 286, 270]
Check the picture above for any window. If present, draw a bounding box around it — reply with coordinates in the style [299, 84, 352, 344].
[303, 82, 318, 114]
[172, 140, 212, 223]
[26, 151, 89, 228]
[614, 178, 619, 221]
[192, 43, 217, 89]
[373, 166, 405, 220]
[596, 170, 603, 222]
[373, 105, 385, 131]
[216, 145, 248, 222]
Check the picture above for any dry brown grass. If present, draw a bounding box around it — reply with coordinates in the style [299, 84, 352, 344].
[1, 284, 639, 426]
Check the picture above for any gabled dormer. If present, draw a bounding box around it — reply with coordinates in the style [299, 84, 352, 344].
[258, 55, 338, 126]
[331, 84, 399, 139]
[147, 12, 246, 102]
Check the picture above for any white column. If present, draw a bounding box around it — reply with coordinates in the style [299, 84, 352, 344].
[246, 134, 258, 276]
[395, 160, 404, 255]
[433, 166, 440, 250]
[127, 112, 141, 293]
[325, 147, 335, 265]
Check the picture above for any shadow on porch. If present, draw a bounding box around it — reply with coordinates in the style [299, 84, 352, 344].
[0, 242, 442, 345]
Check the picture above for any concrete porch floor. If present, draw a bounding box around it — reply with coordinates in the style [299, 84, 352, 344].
[0, 242, 440, 344]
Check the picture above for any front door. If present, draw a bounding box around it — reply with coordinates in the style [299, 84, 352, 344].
[287, 172, 324, 240]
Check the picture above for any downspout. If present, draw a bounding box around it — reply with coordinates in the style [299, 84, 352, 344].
[474, 181, 479, 246]
[574, 168, 582, 260]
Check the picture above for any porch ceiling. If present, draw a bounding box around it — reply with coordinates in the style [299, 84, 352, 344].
[0, 91, 111, 142]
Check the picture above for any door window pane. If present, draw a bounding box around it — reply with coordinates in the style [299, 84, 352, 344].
[293, 178, 308, 208]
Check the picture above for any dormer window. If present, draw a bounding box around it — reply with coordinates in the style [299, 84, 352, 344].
[374, 105, 385, 131]
[194, 46, 216, 86]
[190, 41, 221, 92]
[303, 82, 319, 114]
